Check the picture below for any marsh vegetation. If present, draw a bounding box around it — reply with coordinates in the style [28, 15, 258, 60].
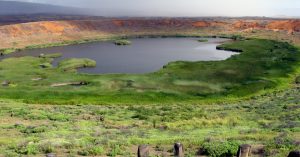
[0, 38, 299, 104]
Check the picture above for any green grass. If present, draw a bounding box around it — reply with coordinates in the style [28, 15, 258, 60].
[0, 85, 299, 156]
[0, 48, 17, 55]
[58, 58, 96, 72]
[114, 39, 132, 45]
[198, 39, 209, 42]
[0, 38, 299, 104]
[0, 37, 299, 156]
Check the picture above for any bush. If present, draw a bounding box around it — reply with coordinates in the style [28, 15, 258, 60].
[48, 113, 70, 122]
[14, 143, 39, 155]
[39, 142, 54, 153]
[78, 146, 104, 156]
[295, 76, 300, 84]
[19, 125, 47, 134]
[25, 110, 48, 120]
[202, 141, 239, 157]
[108, 145, 122, 157]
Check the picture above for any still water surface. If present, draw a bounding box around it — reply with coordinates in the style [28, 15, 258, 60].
[1, 38, 237, 74]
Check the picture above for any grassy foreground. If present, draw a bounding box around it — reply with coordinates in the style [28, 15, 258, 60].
[0, 86, 299, 156]
[0, 38, 299, 104]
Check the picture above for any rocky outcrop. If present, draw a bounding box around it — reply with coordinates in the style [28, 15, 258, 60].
[233, 20, 263, 29]
[0, 18, 299, 49]
[138, 145, 149, 157]
[266, 20, 300, 32]
[237, 144, 252, 157]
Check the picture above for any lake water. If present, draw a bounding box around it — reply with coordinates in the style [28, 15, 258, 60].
[0, 38, 237, 74]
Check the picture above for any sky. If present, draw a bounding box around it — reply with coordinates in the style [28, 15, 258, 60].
[4, 0, 300, 17]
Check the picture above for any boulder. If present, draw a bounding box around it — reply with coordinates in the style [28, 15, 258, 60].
[288, 151, 300, 157]
[1, 80, 10, 86]
[174, 142, 184, 157]
[39, 53, 45, 58]
[237, 144, 251, 157]
[138, 145, 149, 157]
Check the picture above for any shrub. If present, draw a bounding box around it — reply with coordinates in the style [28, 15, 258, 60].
[20, 125, 47, 134]
[48, 113, 70, 122]
[295, 76, 300, 84]
[78, 146, 104, 156]
[15, 143, 39, 155]
[39, 142, 54, 153]
[202, 141, 239, 157]
[89, 146, 104, 155]
[108, 145, 122, 157]
[25, 110, 48, 120]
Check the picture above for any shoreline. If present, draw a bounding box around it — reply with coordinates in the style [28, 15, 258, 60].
[0, 34, 242, 55]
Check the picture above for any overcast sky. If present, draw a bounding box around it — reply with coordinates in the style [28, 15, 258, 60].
[4, 0, 300, 17]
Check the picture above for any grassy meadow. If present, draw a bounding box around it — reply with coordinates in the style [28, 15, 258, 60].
[0, 37, 299, 156]
[0, 38, 299, 104]
[0, 85, 299, 156]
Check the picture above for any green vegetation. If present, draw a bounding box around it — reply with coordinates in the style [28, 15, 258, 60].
[198, 39, 209, 42]
[0, 48, 17, 55]
[58, 58, 96, 71]
[114, 39, 132, 45]
[24, 37, 117, 50]
[0, 37, 299, 156]
[0, 39, 299, 104]
[0, 85, 299, 156]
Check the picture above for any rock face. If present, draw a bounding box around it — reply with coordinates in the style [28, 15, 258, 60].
[237, 144, 251, 157]
[288, 151, 300, 157]
[174, 143, 184, 157]
[266, 20, 300, 33]
[138, 145, 149, 157]
[0, 18, 299, 49]
[233, 21, 262, 29]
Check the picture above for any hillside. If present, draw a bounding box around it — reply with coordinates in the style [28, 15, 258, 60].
[0, 18, 300, 49]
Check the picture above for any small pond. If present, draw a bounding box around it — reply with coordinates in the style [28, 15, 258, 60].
[0, 38, 237, 74]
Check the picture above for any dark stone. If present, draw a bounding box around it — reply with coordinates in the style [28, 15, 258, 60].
[237, 144, 251, 157]
[288, 151, 300, 157]
[46, 153, 57, 157]
[97, 115, 105, 122]
[138, 145, 149, 157]
[174, 142, 184, 157]
[79, 81, 88, 85]
[39, 64, 48, 68]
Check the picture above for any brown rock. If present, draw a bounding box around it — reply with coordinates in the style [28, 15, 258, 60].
[138, 145, 149, 157]
[174, 142, 184, 157]
[237, 144, 251, 157]
[288, 151, 300, 157]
